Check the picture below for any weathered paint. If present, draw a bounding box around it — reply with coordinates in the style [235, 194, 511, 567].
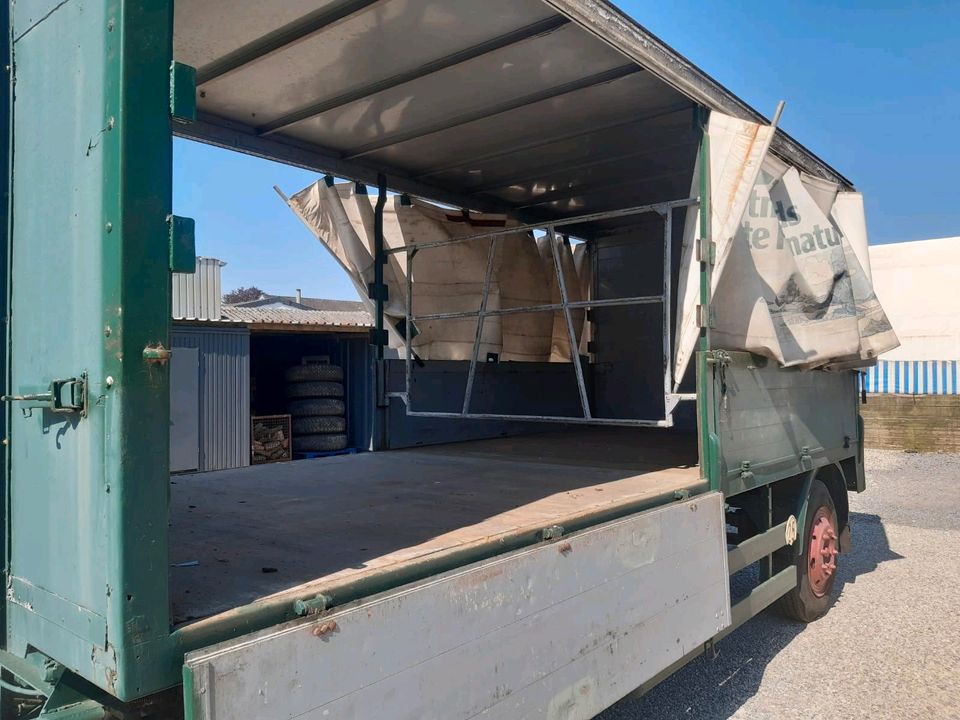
[183, 493, 730, 720]
[712, 352, 858, 497]
[5, 0, 175, 700]
[0, 1, 864, 710]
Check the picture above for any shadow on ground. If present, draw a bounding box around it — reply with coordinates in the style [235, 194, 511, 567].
[599, 511, 903, 720]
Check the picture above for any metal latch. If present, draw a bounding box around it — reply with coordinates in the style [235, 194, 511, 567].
[739, 461, 754, 483]
[706, 350, 731, 366]
[2, 374, 88, 417]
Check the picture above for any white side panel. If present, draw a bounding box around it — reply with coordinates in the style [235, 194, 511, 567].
[184, 493, 730, 720]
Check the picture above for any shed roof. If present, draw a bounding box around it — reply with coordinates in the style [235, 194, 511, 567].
[220, 295, 373, 330]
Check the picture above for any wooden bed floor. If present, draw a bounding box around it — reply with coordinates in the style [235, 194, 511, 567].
[169, 428, 700, 625]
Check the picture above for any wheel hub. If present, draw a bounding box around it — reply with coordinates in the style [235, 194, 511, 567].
[807, 507, 838, 597]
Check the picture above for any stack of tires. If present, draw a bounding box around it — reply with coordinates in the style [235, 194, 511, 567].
[286, 363, 348, 453]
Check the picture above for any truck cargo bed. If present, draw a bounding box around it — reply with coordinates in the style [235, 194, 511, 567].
[169, 428, 700, 626]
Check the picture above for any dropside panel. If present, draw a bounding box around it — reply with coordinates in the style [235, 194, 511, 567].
[184, 494, 730, 720]
[714, 352, 859, 495]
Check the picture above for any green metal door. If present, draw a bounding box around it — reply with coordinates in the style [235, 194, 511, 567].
[4, 0, 177, 701]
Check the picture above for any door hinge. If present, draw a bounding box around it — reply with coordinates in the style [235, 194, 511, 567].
[2, 373, 88, 417]
[696, 304, 715, 328]
[696, 238, 716, 265]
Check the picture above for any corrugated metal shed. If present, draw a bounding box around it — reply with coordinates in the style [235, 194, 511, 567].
[172, 325, 251, 471]
[173, 257, 225, 321]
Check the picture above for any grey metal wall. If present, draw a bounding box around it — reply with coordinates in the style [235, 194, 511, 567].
[172, 325, 250, 471]
[381, 358, 585, 450]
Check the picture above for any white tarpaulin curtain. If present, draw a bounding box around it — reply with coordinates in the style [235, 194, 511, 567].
[286, 181, 591, 362]
[674, 111, 778, 386]
[674, 111, 898, 383]
[710, 158, 898, 368]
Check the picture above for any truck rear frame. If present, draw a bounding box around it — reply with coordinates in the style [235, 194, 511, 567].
[0, 1, 863, 717]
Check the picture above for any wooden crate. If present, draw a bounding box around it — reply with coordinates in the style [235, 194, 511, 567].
[251, 414, 292, 464]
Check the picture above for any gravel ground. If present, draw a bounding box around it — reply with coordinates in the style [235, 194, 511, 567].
[599, 449, 960, 720]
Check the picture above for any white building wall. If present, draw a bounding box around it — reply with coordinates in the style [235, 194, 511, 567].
[870, 236, 960, 362]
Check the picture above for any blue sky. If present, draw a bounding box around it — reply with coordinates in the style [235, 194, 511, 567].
[174, 0, 959, 300]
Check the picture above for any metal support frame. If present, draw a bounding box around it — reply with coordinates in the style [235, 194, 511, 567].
[372, 174, 387, 361]
[548, 228, 591, 419]
[386, 196, 699, 427]
[462, 236, 500, 414]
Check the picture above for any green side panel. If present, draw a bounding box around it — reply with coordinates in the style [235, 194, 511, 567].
[6, 0, 175, 701]
[713, 351, 859, 496]
[169, 61, 197, 123]
[1, 0, 11, 647]
[169, 215, 196, 272]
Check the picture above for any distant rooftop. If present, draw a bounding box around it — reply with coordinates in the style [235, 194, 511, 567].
[222, 294, 372, 329]
[172, 257, 372, 330]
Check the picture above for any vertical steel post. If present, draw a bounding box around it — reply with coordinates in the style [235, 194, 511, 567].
[695, 107, 718, 490]
[548, 227, 591, 419]
[0, 0, 10, 640]
[462, 236, 500, 414]
[404, 248, 415, 405]
[662, 207, 673, 424]
[373, 174, 387, 362]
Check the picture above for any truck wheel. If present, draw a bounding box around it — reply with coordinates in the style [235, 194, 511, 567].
[778, 478, 840, 623]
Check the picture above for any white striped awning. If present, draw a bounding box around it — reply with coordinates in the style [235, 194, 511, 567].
[862, 360, 959, 395]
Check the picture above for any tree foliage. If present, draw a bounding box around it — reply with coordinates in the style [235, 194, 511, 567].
[223, 286, 264, 304]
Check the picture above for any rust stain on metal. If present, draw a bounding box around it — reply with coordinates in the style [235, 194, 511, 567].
[453, 564, 505, 590]
[558, 542, 573, 555]
[142, 343, 172, 364]
[313, 620, 338, 637]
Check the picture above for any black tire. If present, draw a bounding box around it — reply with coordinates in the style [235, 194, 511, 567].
[288, 398, 345, 417]
[292, 416, 346, 435]
[293, 433, 348, 453]
[285, 364, 343, 383]
[777, 479, 839, 623]
[286, 381, 344, 399]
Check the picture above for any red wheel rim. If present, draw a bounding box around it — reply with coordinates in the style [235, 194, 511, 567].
[807, 507, 838, 597]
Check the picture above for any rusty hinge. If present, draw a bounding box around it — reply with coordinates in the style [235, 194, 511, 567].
[143, 344, 172, 364]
